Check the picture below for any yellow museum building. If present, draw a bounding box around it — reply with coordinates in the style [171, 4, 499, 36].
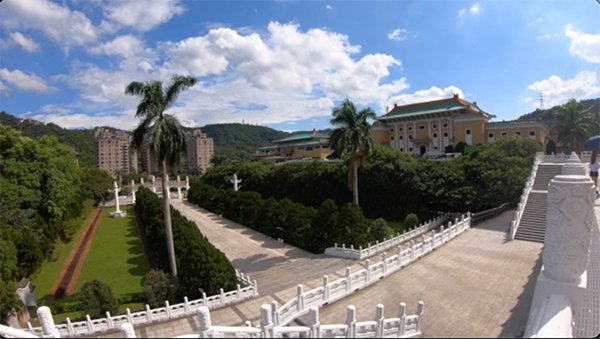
[372, 94, 550, 156]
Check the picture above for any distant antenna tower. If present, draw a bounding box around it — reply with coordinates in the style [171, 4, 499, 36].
[539, 93, 545, 110]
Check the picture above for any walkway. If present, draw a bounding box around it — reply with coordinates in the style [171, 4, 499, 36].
[92, 206, 542, 338]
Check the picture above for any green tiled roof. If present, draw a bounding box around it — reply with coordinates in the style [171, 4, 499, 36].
[278, 141, 330, 149]
[383, 100, 464, 118]
[274, 133, 330, 143]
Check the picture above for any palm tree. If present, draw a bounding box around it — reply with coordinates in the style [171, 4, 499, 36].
[552, 98, 593, 153]
[329, 99, 376, 206]
[125, 75, 197, 277]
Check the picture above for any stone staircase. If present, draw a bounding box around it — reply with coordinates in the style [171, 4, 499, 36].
[514, 164, 563, 243]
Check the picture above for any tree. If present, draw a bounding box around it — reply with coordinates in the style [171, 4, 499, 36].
[142, 270, 176, 308]
[552, 98, 593, 153]
[329, 99, 376, 206]
[78, 280, 119, 318]
[369, 218, 389, 242]
[0, 239, 19, 325]
[311, 199, 339, 252]
[126, 75, 197, 277]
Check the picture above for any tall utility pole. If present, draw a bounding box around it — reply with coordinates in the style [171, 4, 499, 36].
[539, 93, 545, 110]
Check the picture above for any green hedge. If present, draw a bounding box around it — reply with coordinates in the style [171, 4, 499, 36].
[187, 182, 382, 253]
[134, 187, 237, 299]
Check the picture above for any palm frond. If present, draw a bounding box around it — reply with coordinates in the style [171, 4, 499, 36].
[164, 75, 197, 109]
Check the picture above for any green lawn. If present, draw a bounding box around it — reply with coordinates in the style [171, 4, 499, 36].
[31, 200, 96, 302]
[75, 207, 147, 301]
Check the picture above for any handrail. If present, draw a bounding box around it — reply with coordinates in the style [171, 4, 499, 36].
[324, 214, 452, 260]
[277, 214, 471, 326]
[471, 202, 512, 226]
[26, 270, 258, 338]
[509, 152, 542, 240]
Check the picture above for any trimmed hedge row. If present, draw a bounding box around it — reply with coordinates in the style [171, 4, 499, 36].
[134, 187, 237, 298]
[187, 181, 382, 253]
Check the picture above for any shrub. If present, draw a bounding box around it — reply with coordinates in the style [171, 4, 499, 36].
[403, 213, 419, 229]
[369, 218, 389, 242]
[142, 270, 176, 308]
[78, 280, 119, 318]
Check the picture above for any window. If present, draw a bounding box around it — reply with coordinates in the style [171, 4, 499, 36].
[409, 135, 413, 139]
[488, 133, 494, 138]
[529, 131, 536, 136]
[444, 132, 448, 137]
[433, 133, 438, 138]
[434, 146, 438, 150]
[408, 126, 412, 131]
[400, 136, 403, 140]
[399, 127, 403, 131]
[515, 131, 521, 136]
[466, 129, 471, 135]
[443, 123, 448, 128]
[433, 124, 437, 129]
[502, 132, 507, 136]
[306, 146, 313, 151]
[409, 147, 413, 152]
[419, 125, 425, 130]
[390, 136, 394, 140]
[400, 148, 404, 152]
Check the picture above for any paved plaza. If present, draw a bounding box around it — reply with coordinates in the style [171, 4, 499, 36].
[92, 203, 545, 338]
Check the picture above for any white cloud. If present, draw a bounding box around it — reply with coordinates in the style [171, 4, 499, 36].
[385, 86, 465, 113]
[0, 81, 8, 95]
[0, 68, 55, 93]
[326, 5, 333, 11]
[0, 0, 97, 50]
[101, 0, 184, 32]
[458, 3, 482, 18]
[565, 25, 600, 64]
[527, 71, 600, 108]
[89, 35, 143, 58]
[32, 111, 138, 130]
[528, 17, 543, 27]
[9, 32, 40, 53]
[388, 29, 408, 41]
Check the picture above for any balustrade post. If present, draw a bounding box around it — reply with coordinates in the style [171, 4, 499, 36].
[416, 302, 425, 333]
[296, 285, 305, 311]
[184, 296, 190, 314]
[126, 308, 133, 324]
[253, 280, 259, 297]
[346, 305, 356, 338]
[198, 307, 212, 338]
[106, 311, 114, 328]
[271, 301, 280, 327]
[120, 323, 136, 338]
[397, 303, 406, 337]
[381, 252, 387, 276]
[220, 288, 225, 304]
[396, 245, 402, 263]
[430, 230, 436, 248]
[66, 317, 74, 336]
[165, 300, 171, 319]
[375, 304, 385, 338]
[323, 275, 330, 301]
[365, 259, 371, 281]
[410, 240, 415, 261]
[145, 304, 152, 322]
[237, 284, 242, 301]
[350, 244, 354, 250]
[308, 306, 321, 338]
[202, 292, 208, 306]
[346, 267, 352, 292]
[37, 306, 60, 338]
[260, 304, 274, 338]
[86, 314, 94, 332]
[440, 226, 445, 243]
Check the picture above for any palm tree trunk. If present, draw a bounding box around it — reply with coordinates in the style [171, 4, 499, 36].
[162, 160, 177, 277]
[352, 158, 359, 205]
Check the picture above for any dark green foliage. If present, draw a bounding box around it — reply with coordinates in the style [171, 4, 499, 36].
[546, 139, 556, 154]
[78, 280, 119, 318]
[335, 203, 371, 247]
[310, 199, 339, 253]
[0, 239, 19, 325]
[200, 123, 290, 162]
[142, 270, 176, 308]
[0, 111, 96, 167]
[79, 167, 114, 205]
[454, 141, 467, 154]
[403, 214, 420, 229]
[0, 280, 19, 325]
[369, 218, 389, 242]
[134, 187, 237, 299]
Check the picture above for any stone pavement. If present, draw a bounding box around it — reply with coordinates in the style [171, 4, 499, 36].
[92, 205, 543, 338]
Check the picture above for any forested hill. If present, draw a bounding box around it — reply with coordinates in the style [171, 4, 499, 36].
[0, 112, 292, 164]
[0, 111, 96, 167]
[195, 123, 290, 161]
[517, 97, 600, 126]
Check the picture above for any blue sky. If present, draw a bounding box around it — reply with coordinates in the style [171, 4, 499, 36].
[0, 0, 599, 132]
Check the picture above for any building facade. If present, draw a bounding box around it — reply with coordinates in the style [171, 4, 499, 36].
[186, 129, 214, 174]
[254, 129, 333, 162]
[373, 94, 549, 155]
[94, 127, 137, 176]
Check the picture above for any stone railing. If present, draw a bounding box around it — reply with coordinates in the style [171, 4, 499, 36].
[524, 156, 595, 337]
[324, 214, 451, 260]
[509, 152, 543, 240]
[276, 214, 470, 327]
[192, 302, 424, 338]
[470, 202, 512, 226]
[542, 151, 592, 164]
[25, 270, 258, 338]
[0, 324, 39, 338]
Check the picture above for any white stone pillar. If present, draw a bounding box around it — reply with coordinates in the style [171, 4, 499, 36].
[165, 174, 170, 199]
[525, 174, 594, 336]
[113, 181, 121, 213]
[185, 176, 190, 190]
[197, 306, 212, 337]
[562, 152, 585, 176]
[120, 323, 136, 338]
[140, 178, 144, 185]
[37, 306, 60, 338]
[231, 173, 242, 192]
[176, 175, 182, 199]
[260, 304, 274, 338]
[131, 180, 136, 204]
